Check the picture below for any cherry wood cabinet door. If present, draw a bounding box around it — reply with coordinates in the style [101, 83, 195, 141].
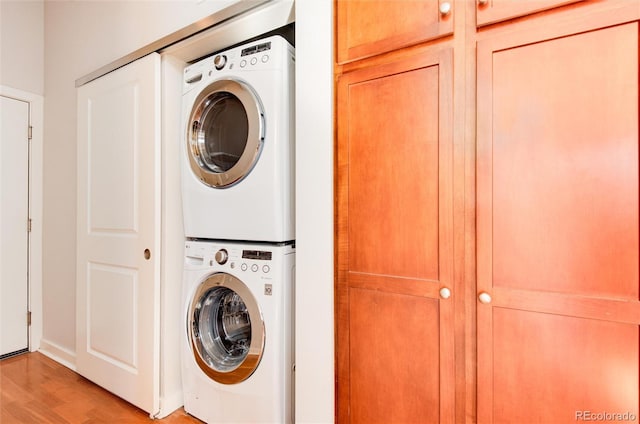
[336, 0, 453, 64]
[336, 48, 455, 423]
[476, 0, 583, 26]
[477, 18, 640, 424]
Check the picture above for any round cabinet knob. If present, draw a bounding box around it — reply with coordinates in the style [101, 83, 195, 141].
[439, 2, 452, 15]
[478, 292, 492, 304]
[143, 249, 151, 260]
[439, 287, 452, 299]
[215, 249, 228, 265]
[213, 55, 227, 70]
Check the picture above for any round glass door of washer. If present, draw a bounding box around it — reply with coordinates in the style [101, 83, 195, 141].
[187, 79, 265, 188]
[188, 273, 265, 384]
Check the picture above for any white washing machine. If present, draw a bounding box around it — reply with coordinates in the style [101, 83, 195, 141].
[180, 36, 295, 242]
[181, 239, 295, 423]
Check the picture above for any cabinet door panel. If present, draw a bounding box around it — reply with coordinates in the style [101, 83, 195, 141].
[348, 65, 439, 281]
[476, 0, 583, 27]
[490, 24, 638, 299]
[477, 21, 640, 423]
[492, 308, 638, 423]
[337, 48, 454, 423]
[336, 0, 453, 64]
[350, 288, 440, 424]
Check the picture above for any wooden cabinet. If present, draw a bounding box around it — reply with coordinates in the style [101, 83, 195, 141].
[477, 16, 640, 424]
[476, 0, 583, 26]
[336, 47, 455, 423]
[335, 0, 453, 64]
[336, 1, 640, 423]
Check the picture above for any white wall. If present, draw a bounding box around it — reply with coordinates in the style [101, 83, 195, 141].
[0, 0, 44, 94]
[295, 2, 335, 423]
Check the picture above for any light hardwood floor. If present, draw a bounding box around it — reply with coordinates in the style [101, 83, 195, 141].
[0, 352, 201, 423]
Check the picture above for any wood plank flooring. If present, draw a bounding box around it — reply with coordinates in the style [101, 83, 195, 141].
[0, 352, 201, 423]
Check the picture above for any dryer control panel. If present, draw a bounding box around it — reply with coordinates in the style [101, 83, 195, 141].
[241, 41, 272, 56]
[183, 35, 294, 93]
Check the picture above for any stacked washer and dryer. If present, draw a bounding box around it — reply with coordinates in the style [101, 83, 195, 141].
[179, 36, 295, 423]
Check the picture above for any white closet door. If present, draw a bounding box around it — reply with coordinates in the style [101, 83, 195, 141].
[0, 95, 29, 357]
[76, 53, 161, 415]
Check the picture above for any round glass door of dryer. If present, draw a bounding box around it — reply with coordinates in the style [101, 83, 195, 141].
[188, 272, 265, 384]
[187, 79, 265, 188]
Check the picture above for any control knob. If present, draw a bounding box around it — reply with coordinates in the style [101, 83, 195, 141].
[213, 55, 227, 70]
[215, 249, 228, 265]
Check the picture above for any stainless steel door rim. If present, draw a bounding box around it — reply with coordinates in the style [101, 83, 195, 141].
[188, 272, 265, 384]
[187, 78, 265, 188]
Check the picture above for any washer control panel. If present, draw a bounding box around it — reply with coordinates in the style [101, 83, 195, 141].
[185, 240, 295, 302]
[187, 245, 274, 275]
[234, 248, 272, 274]
[184, 241, 293, 279]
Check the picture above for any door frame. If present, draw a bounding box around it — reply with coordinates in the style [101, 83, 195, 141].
[0, 85, 43, 353]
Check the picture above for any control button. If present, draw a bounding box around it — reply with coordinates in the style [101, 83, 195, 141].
[250, 57, 258, 65]
[262, 265, 270, 273]
[240, 60, 247, 68]
[215, 249, 228, 265]
[241, 263, 248, 271]
[213, 54, 227, 70]
[251, 264, 259, 272]
[261, 55, 269, 63]
[230, 262, 236, 269]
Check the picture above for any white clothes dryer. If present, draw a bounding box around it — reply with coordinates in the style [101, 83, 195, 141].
[181, 240, 295, 423]
[180, 36, 295, 242]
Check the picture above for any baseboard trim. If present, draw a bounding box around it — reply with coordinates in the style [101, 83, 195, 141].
[38, 339, 76, 371]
